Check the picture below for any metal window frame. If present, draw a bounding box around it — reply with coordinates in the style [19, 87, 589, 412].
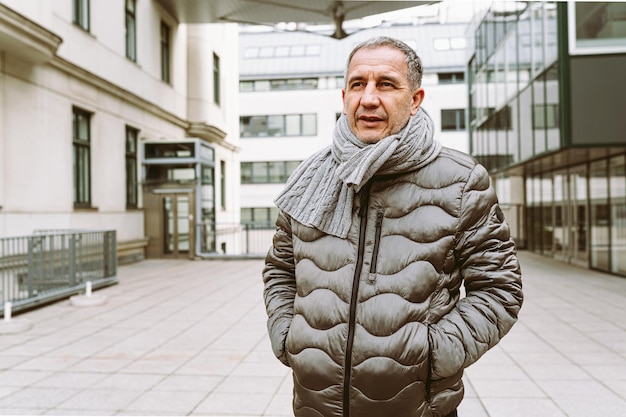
[125, 0, 137, 61]
[72, 107, 92, 208]
[567, 2, 626, 56]
[73, 0, 90, 31]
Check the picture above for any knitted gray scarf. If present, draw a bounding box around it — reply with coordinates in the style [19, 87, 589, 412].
[274, 107, 441, 238]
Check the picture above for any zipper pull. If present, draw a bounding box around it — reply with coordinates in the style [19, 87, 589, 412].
[368, 211, 384, 285]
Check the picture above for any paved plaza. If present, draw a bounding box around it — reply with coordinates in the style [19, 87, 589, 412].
[0, 251, 625, 416]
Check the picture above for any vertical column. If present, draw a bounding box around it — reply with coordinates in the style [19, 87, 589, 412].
[186, 25, 212, 123]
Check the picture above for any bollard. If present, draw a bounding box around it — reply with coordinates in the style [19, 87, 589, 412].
[70, 281, 106, 307]
[4, 301, 12, 321]
[0, 301, 33, 334]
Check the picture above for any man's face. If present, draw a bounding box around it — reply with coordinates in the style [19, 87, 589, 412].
[342, 46, 424, 144]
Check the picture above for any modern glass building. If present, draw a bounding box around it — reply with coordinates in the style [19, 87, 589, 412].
[468, 2, 626, 277]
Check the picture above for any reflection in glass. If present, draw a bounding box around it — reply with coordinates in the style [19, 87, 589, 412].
[201, 165, 215, 253]
[574, 2, 626, 51]
[177, 197, 189, 252]
[519, 87, 533, 161]
[609, 156, 626, 275]
[590, 160, 609, 270]
[541, 172, 553, 254]
[164, 197, 174, 254]
[570, 165, 589, 264]
[554, 170, 566, 258]
[533, 74, 546, 155]
[545, 64, 560, 150]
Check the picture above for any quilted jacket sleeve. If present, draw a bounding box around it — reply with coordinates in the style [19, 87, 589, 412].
[428, 164, 523, 379]
[262, 210, 297, 367]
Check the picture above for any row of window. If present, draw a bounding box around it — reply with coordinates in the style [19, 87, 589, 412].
[240, 114, 317, 137]
[241, 161, 302, 184]
[240, 110, 466, 138]
[72, 107, 138, 209]
[475, 104, 558, 132]
[239, 73, 464, 93]
[242, 36, 465, 61]
[72, 0, 220, 104]
[240, 78, 326, 92]
[241, 207, 279, 229]
[243, 44, 321, 59]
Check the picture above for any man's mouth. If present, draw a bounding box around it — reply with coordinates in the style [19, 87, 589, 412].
[358, 115, 384, 123]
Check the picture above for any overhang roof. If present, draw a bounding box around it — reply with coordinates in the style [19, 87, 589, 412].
[156, 0, 438, 38]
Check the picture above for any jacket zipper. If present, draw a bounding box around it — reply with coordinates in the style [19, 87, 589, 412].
[342, 185, 371, 417]
[368, 211, 384, 284]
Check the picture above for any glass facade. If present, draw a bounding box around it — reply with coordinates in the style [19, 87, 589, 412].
[468, 2, 626, 277]
[470, 2, 559, 172]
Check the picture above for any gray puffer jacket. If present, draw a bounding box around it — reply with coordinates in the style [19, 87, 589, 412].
[263, 147, 523, 417]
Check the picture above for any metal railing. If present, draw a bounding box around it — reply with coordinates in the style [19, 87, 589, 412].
[210, 223, 275, 257]
[0, 230, 117, 316]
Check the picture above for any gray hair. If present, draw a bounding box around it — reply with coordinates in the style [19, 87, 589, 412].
[345, 36, 423, 90]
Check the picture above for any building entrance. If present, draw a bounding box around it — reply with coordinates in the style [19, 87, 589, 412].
[144, 189, 195, 259]
[142, 139, 216, 259]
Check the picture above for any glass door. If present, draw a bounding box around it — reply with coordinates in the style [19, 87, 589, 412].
[162, 193, 194, 258]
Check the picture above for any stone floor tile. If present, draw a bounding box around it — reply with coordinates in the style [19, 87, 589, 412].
[193, 392, 272, 415]
[33, 371, 108, 389]
[538, 380, 626, 417]
[151, 374, 223, 392]
[92, 373, 164, 390]
[214, 375, 284, 394]
[0, 386, 78, 409]
[468, 379, 546, 398]
[481, 398, 567, 417]
[0, 370, 53, 387]
[55, 388, 143, 411]
[122, 390, 207, 414]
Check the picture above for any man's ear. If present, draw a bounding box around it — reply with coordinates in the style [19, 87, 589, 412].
[411, 88, 425, 115]
[341, 88, 347, 114]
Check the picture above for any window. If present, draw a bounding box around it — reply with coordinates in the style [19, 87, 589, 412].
[533, 104, 559, 129]
[241, 161, 301, 184]
[160, 21, 171, 83]
[570, 2, 626, 54]
[441, 109, 466, 131]
[125, 0, 137, 61]
[241, 207, 280, 229]
[480, 106, 512, 131]
[73, 107, 92, 208]
[125, 126, 139, 209]
[438, 72, 465, 84]
[213, 53, 220, 105]
[73, 0, 90, 31]
[433, 37, 465, 51]
[220, 160, 226, 210]
[240, 114, 317, 137]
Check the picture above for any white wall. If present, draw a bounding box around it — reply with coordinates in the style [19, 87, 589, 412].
[0, 1, 241, 247]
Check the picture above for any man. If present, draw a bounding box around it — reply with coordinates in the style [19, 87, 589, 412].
[263, 36, 523, 417]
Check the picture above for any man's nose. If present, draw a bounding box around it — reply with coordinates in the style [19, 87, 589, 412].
[360, 82, 380, 107]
